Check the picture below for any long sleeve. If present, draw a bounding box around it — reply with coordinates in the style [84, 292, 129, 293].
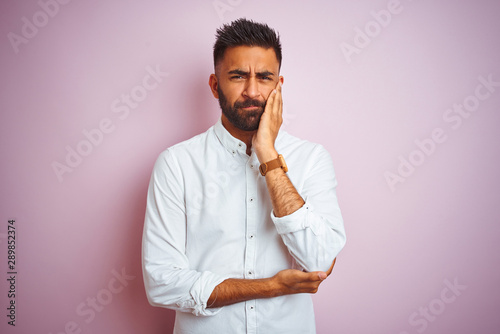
[271, 144, 346, 272]
[141, 150, 228, 316]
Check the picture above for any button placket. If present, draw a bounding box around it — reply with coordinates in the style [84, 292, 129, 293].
[246, 299, 257, 334]
[244, 158, 258, 334]
[244, 160, 257, 280]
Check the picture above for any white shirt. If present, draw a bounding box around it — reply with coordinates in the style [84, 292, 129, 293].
[142, 119, 346, 334]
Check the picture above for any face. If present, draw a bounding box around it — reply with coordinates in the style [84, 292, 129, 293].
[210, 46, 282, 132]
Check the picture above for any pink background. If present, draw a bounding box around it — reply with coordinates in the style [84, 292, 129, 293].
[1, 1, 500, 333]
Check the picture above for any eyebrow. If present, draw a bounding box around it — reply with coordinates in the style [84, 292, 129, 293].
[227, 69, 275, 77]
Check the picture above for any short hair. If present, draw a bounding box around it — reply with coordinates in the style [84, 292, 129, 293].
[213, 18, 282, 70]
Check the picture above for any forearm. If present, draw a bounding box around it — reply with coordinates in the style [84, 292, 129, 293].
[207, 277, 277, 308]
[265, 165, 304, 217]
[258, 147, 304, 218]
[207, 269, 327, 308]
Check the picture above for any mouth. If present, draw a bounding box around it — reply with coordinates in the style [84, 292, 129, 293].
[241, 106, 261, 111]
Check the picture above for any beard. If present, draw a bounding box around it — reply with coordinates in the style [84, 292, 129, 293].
[217, 86, 266, 131]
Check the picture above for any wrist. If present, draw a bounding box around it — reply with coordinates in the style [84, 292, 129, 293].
[256, 148, 278, 164]
[269, 274, 285, 297]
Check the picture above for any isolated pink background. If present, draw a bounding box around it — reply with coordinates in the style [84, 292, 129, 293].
[1, 1, 500, 333]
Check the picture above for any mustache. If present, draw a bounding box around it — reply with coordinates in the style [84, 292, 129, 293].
[234, 99, 266, 109]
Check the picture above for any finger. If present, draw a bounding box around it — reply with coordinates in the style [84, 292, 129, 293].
[301, 271, 326, 282]
[279, 82, 283, 112]
[272, 85, 282, 119]
[279, 89, 283, 114]
[276, 81, 283, 116]
[275, 80, 281, 91]
[265, 88, 277, 112]
[301, 281, 322, 294]
[278, 89, 283, 121]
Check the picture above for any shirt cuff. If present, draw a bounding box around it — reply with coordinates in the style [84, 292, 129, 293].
[271, 201, 325, 236]
[176, 271, 228, 316]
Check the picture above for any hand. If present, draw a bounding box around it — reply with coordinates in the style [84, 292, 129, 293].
[271, 268, 327, 296]
[253, 80, 283, 163]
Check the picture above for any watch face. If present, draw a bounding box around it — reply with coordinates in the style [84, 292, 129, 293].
[278, 155, 288, 173]
[259, 164, 267, 176]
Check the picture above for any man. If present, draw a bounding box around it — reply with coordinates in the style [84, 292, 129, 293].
[142, 18, 346, 333]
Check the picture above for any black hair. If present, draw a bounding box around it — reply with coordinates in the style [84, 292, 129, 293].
[213, 18, 282, 70]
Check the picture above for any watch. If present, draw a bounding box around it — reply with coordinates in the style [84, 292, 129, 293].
[259, 154, 288, 176]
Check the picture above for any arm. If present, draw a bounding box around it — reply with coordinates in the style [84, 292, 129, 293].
[142, 151, 228, 316]
[253, 81, 304, 219]
[207, 268, 329, 308]
[207, 258, 337, 308]
[253, 81, 346, 273]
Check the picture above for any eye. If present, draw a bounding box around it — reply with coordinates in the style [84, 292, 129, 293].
[231, 75, 244, 80]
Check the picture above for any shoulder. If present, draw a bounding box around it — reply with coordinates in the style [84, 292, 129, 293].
[157, 126, 215, 161]
[276, 130, 330, 160]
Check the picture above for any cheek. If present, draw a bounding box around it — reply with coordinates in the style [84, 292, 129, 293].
[263, 87, 275, 100]
[224, 86, 243, 102]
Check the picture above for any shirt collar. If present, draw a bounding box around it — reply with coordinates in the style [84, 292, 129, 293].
[214, 118, 248, 157]
[213, 117, 285, 165]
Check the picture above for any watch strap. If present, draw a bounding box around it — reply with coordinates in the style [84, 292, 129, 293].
[259, 154, 288, 176]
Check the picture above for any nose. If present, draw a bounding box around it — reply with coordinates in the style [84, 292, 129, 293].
[242, 77, 260, 99]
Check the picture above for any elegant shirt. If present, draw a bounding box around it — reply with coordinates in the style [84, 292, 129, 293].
[142, 119, 346, 334]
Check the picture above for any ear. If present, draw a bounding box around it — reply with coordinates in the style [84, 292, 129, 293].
[209, 74, 219, 99]
[279, 76, 284, 86]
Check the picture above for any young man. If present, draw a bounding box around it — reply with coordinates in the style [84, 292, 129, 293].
[142, 18, 346, 333]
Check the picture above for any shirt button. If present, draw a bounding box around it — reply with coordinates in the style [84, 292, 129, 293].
[232, 150, 236, 155]
[249, 235, 254, 239]
[250, 306, 254, 310]
[249, 198, 254, 202]
[238, 143, 243, 147]
[248, 271, 252, 275]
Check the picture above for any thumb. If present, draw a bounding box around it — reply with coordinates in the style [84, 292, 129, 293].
[317, 272, 327, 280]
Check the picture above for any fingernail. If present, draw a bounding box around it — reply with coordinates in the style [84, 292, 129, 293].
[318, 272, 327, 280]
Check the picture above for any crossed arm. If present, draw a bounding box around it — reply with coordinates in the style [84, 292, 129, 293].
[207, 258, 336, 308]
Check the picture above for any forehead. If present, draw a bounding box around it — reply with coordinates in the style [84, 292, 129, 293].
[218, 46, 279, 72]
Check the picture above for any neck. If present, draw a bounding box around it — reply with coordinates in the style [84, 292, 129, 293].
[221, 115, 256, 155]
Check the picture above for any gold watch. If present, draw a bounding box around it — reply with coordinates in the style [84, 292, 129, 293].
[259, 154, 288, 176]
